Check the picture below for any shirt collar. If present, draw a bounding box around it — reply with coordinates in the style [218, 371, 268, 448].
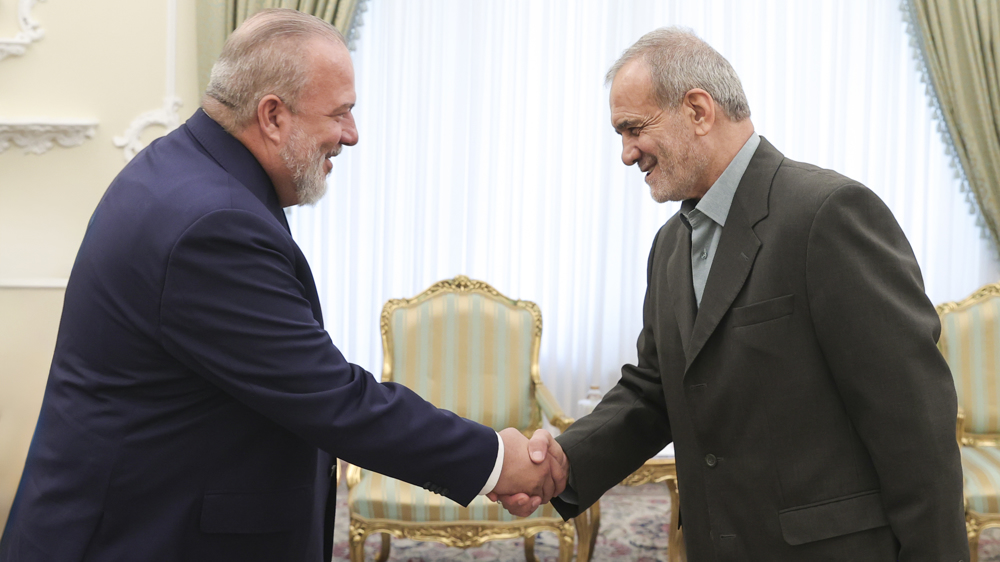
[689, 131, 760, 227]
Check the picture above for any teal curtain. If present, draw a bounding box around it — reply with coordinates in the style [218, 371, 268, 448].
[907, 0, 1000, 258]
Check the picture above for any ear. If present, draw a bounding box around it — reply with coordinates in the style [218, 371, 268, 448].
[256, 94, 291, 145]
[683, 89, 715, 136]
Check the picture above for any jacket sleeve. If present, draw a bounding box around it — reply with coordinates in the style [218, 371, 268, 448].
[805, 184, 968, 560]
[553, 228, 673, 518]
[158, 208, 497, 506]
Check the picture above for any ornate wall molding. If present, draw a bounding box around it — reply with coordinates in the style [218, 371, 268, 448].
[0, 0, 47, 61]
[115, 0, 181, 162]
[0, 120, 98, 154]
[113, 96, 181, 161]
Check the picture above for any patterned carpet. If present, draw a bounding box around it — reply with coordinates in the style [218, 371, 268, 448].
[332, 483, 1000, 561]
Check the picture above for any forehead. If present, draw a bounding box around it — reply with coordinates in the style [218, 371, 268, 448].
[300, 38, 356, 108]
[609, 60, 659, 125]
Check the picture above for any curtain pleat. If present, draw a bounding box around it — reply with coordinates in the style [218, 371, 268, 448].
[196, 0, 367, 96]
[908, 0, 1000, 258]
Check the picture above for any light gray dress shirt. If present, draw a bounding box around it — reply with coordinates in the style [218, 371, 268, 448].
[679, 132, 760, 308]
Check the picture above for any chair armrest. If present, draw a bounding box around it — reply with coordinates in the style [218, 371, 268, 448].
[535, 380, 574, 432]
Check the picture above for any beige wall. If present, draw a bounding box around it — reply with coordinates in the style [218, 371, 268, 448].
[0, 0, 200, 531]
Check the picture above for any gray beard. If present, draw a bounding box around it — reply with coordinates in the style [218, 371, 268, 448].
[280, 125, 331, 206]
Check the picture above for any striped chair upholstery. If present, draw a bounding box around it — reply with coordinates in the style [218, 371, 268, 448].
[937, 281, 1000, 562]
[385, 291, 537, 431]
[939, 290, 1000, 434]
[346, 276, 589, 562]
[351, 471, 562, 523]
[962, 447, 1000, 514]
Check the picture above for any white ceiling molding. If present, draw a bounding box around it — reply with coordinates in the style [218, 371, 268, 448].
[115, 0, 180, 162]
[0, 120, 98, 154]
[0, 0, 47, 62]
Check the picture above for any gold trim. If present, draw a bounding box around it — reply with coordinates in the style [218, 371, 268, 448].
[345, 462, 362, 488]
[349, 514, 573, 549]
[534, 381, 573, 432]
[935, 281, 1000, 315]
[620, 457, 676, 486]
[964, 510, 1000, 562]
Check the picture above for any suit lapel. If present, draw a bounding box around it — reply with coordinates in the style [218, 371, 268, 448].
[685, 201, 760, 371]
[683, 137, 783, 373]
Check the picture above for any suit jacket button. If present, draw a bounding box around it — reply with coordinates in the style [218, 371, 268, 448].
[705, 453, 718, 467]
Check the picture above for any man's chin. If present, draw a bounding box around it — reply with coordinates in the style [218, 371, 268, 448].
[295, 182, 329, 206]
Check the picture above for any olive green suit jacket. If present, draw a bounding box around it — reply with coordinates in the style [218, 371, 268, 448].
[553, 138, 968, 561]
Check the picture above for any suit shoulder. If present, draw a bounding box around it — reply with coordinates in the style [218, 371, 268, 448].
[770, 157, 879, 212]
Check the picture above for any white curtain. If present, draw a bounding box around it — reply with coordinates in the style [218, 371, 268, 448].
[290, 0, 1000, 418]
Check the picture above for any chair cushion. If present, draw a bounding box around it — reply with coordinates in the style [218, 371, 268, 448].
[349, 470, 561, 523]
[961, 446, 1000, 514]
[387, 293, 536, 431]
[939, 294, 1000, 434]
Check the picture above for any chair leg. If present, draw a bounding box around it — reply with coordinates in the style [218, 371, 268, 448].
[348, 519, 367, 562]
[524, 533, 537, 562]
[666, 476, 686, 562]
[588, 501, 600, 558]
[969, 531, 979, 562]
[573, 502, 600, 562]
[375, 533, 391, 562]
[557, 525, 574, 562]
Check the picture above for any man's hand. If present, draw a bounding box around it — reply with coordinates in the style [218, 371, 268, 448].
[487, 428, 568, 517]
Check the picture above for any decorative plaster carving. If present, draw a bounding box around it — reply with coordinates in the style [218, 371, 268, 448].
[0, 121, 98, 154]
[115, 0, 181, 162]
[113, 96, 181, 162]
[0, 0, 47, 61]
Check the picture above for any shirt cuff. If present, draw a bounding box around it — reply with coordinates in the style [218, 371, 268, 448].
[479, 431, 504, 495]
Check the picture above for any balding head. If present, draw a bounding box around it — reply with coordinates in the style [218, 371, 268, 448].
[203, 8, 347, 133]
[607, 27, 750, 122]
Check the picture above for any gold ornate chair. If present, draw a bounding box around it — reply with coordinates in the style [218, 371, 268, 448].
[346, 275, 598, 561]
[936, 281, 1000, 562]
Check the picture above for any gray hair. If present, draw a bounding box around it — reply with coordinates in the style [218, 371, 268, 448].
[203, 8, 346, 132]
[606, 27, 750, 121]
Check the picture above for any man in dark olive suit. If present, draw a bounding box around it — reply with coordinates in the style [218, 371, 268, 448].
[499, 28, 968, 561]
[1, 9, 563, 562]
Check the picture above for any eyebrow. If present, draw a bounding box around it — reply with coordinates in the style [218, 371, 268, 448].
[613, 119, 640, 134]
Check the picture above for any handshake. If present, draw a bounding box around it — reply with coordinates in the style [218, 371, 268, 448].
[486, 428, 569, 517]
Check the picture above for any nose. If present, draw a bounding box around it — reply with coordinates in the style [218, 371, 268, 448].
[621, 138, 640, 167]
[341, 113, 359, 146]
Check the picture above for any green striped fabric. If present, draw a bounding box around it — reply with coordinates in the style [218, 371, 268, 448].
[961, 446, 1000, 514]
[349, 470, 561, 522]
[939, 295, 1000, 434]
[388, 293, 535, 432]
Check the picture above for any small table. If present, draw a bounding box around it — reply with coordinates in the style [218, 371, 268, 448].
[620, 445, 685, 562]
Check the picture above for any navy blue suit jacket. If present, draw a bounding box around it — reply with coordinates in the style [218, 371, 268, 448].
[1, 109, 497, 562]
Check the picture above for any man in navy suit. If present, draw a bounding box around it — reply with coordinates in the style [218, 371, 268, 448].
[1, 9, 562, 561]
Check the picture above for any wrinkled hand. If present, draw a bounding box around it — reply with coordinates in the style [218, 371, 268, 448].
[486, 428, 568, 517]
